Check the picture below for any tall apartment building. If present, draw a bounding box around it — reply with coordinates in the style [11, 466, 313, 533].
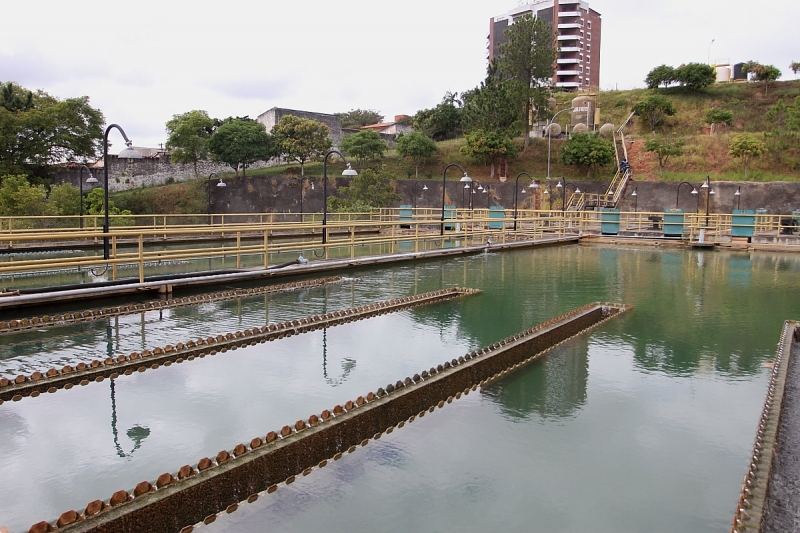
[488, 0, 601, 91]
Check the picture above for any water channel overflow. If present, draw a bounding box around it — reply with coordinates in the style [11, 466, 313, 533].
[1, 246, 798, 533]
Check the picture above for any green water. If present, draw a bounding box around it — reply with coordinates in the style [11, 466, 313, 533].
[0, 245, 798, 532]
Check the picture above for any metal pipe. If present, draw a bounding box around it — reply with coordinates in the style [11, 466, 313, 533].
[103, 125, 140, 260]
[675, 181, 697, 210]
[513, 172, 533, 231]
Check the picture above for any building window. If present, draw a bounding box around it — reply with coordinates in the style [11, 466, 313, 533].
[587, 33, 592, 40]
[580, 30, 584, 38]
[579, 66, 583, 73]
[587, 44, 591, 52]
[579, 53, 584, 61]
[587, 21, 591, 29]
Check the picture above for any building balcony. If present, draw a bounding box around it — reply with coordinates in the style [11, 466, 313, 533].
[556, 82, 581, 88]
[557, 58, 580, 64]
[560, 46, 580, 52]
[558, 11, 581, 17]
[558, 23, 581, 29]
[557, 70, 580, 76]
[558, 34, 580, 41]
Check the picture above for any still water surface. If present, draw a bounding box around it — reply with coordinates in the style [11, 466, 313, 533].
[1, 245, 798, 532]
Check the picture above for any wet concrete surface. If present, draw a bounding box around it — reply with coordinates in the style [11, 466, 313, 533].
[763, 339, 800, 533]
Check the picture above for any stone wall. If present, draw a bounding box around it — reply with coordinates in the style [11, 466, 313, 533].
[256, 107, 342, 149]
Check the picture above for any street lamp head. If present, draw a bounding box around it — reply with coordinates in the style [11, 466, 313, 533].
[734, 189, 741, 196]
[477, 184, 484, 191]
[118, 141, 143, 159]
[459, 173, 472, 183]
[691, 188, 698, 195]
[342, 164, 358, 176]
[216, 179, 226, 188]
[709, 189, 715, 195]
[86, 175, 98, 185]
[422, 184, 428, 191]
[521, 188, 527, 194]
[631, 189, 637, 197]
[575, 187, 582, 194]
[543, 187, 550, 195]
[556, 181, 563, 189]
[482, 188, 488, 194]
[311, 182, 315, 190]
[528, 181, 539, 189]
[464, 183, 471, 189]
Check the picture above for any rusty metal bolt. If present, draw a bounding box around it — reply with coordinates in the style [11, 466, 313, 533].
[84, 499, 105, 517]
[320, 410, 332, 421]
[156, 473, 174, 488]
[344, 400, 355, 410]
[421, 371, 429, 379]
[443, 362, 451, 369]
[412, 374, 421, 382]
[79, 379, 90, 386]
[250, 437, 264, 449]
[31, 372, 43, 381]
[203, 514, 217, 525]
[47, 387, 57, 394]
[153, 347, 164, 355]
[366, 392, 376, 401]
[347, 445, 357, 453]
[266, 431, 278, 443]
[232, 443, 247, 456]
[15, 375, 27, 384]
[458, 356, 465, 364]
[456, 392, 462, 399]
[436, 364, 444, 372]
[45, 368, 59, 378]
[197, 458, 213, 471]
[376, 388, 386, 397]
[309, 414, 320, 426]
[267, 484, 278, 494]
[109, 489, 130, 506]
[216, 450, 230, 464]
[90, 360, 102, 368]
[141, 350, 153, 358]
[280, 425, 293, 437]
[294, 420, 307, 431]
[447, 396, 454, 404]
[386, 426, 394, 434]
[76, 363, 88, 372]
[133, 481, 153, 497]
[247, 493, 259, 503]
[361, 439, 369, 447]
[225, 503, 238, 514]
[104, 357, 115, 366]
[27, 521, 56, 533]
[356, 396, 365, 406]
[333, 405, 344, 415]
[177, 465, 194, 479]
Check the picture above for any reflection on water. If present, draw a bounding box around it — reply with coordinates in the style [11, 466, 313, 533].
[1, 247, 799, 532]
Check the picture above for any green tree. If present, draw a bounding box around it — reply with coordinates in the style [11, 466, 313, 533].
[645, 65, 677, 89]
[496, 13, 556, 147]
[0, 82, 104, 177]
[461, 75, 521, 137]
[336, 109, 383, 129]
[412, 95, 463, 142]
[561, 133, 615, 178]
[791, 61, 800, 78]
[632, 94, 677, 134]
[396, 131, 438, 179]
[48, 183, 81, 216]
[208, 118, 274, 177]
[729, 133, 766, 178]
[165, 110, 216, 179]
[644, 137, 685, 176]
[327, 167, 402, 212]
[704, 109, 734, 134]
[674, 63, 717, 91]
[743, 62, 782, 95]
[84, 187, 133, 226]
[339, 130, 387, 169]
[271, 115, 332, 176]
[766, 97, 800, 131]
[0, 174, 50, 217]
[460, 130, 517, 179]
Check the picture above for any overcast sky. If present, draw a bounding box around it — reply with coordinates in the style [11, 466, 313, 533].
[2, 0, 798, 150]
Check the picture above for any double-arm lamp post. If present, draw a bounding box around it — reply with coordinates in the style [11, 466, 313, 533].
[440, 163, 471, 235]
[102, 125, 142, 260]
[322, 150, 358, 244]
[700, 175, 715, 225]
[675, 181, 698, 210]
[545, 177, 580, 212]
[513, 172, 538, 230]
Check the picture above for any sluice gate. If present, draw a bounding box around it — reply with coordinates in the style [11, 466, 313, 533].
[0, 287, 480, 403]
[30, 302, 631, 533]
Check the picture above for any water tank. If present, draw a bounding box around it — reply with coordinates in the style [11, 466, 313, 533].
[733, 62, 746, 81]
[716, 66, 731, 83]
[572, 123, 589, 133]
[571, 96, 596, 129]
[599, 123, 615, 138]
[546, 123, 562, 137]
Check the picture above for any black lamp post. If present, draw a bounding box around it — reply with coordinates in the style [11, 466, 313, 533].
[207, 173, 226, 224]
[322, 150, 358, 244]
[675, 181, 698, 210]
[513, 172, 538, 230]
[80, 164, 95, 229]
[547, 107, 573, 180]
[700, 175, 715, 225]
[734, 186, 741, 210]
[412, 180, 428, 210]
[440, 163, 471, 235]
[632, 187, 638, 212]
[555, 178, 581, 212]
[483, 187, 490, 208]
[102, 125, 142, 259]
[298, 176, 314, 214]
